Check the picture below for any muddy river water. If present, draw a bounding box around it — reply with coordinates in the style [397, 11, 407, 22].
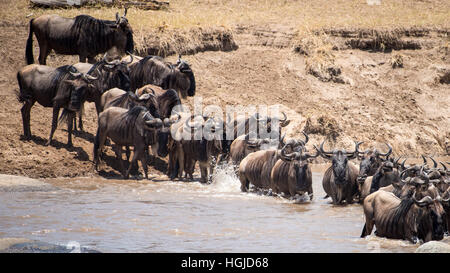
[1, 165, 446, 253]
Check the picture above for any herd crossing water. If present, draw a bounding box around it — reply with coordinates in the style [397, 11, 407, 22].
[1, 164, 440, 253]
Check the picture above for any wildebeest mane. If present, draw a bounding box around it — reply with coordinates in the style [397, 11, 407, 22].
[158, 89, 181, 118]
[117, 105, 146, 138]
[385, 197, 415, 237]
[108, 91, 137, 109]
[69, 15, 117, 55]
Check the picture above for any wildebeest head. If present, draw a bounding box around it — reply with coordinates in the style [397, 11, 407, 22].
[412, 191, 448, 241]
[319, 141, 359, 185]
[94, 53, 133, 92]
[356, 142, 392, 184]
[175, 55, 195, 97]
[64, 69, 99, 111]
[111, 8, 134, 54]
[279, 144, 320, 194]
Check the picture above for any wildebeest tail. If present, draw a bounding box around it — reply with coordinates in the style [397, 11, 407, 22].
[58, 109, 71, 126]
[16, 71, 29, 103]
[26, 18, 35, 65]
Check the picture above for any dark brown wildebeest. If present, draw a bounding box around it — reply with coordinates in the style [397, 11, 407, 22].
[17, 64, 98, 146]
[93, 106, 177, 179]
[356, 142, 392, 185]
[358, 161, 401, 202]
[318, 141, 360, 205]
[361, 190, 448, 243]
[128, 55, 195, 98]
[26, 9, 133, 65]
[178, 116, 223, 183]
[270, 145, 319, 200]
[238, 141, 303, 193]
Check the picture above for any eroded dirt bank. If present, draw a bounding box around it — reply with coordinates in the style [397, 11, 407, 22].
[0, 19, 448, 179]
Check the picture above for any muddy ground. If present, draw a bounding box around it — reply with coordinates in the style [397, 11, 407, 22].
[0, 10, 449, 179]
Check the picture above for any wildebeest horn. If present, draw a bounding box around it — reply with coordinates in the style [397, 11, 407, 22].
[401, 158, 407, 170]
[355, 141, 365, 155]
[319, 141, 333, 159]
[429, 156, 438, 168]
[300, 131, 309, 145]
[280, 145, 296, 162]
[440, 162, 447, 172]
[300, 145, 321, 160]
[280, 112, 290, 127]
[124, 7, 128, 17]
[421, 155, 428, 166]
[69, 71, 82, 78]
[412, 192, 433, 207]
[279, 133, 286, 146]
[115, 12, 120, 24]
[346, 141, 362, 158]
[122, 52, 134, 65]
[378, 143, 392, 158]
[83, 73, 98, 81]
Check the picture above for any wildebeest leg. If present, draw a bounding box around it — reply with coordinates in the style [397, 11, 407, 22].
[239, 172, 249, 192]
[93, 127, 107, 171]
[21, 100, 34, 139]
[177, 145, 185, 179]
[66, 110, 75, 147]
[38, 44, 50, 65]
[199, 161, 208, 183]
[140, 149, 149, 179]
[112, 145, 126, 177]
[360, 218, 374, 238]
[125, 148, 142, 179]
[46, 107, 60, 146]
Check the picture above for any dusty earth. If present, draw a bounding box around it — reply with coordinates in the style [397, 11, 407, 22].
[0, 8, 449, 179]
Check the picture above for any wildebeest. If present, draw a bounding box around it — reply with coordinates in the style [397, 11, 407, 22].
[318, 141, 360, 205]
[17, 64, 98, 146]
[26, 9, 134, 65]
[176, 116, 223, 183]
[229, 134, 270, 167]
[239, 140, 303, 193]
[361, 190, 448, 243]
[128, 55, 195, 98]
[358, 161, 401, 202]
[93, 106, 178, 179]
[356, 142, 392, 184]
[270, 144, 319, 200]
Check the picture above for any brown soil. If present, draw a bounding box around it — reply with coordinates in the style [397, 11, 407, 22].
[0, 13, 449, 179]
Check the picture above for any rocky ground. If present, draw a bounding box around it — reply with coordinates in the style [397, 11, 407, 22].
[0, 1, 449, 179]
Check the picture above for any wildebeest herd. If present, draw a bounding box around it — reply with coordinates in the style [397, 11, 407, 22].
[16, 9, 450, 246]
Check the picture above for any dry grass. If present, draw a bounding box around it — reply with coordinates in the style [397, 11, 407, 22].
[1, 0, 449, 31]
[390, 51, 404, 68]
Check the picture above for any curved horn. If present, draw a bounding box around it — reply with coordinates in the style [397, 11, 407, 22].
[124, 7, 128, 17]
[412, 191, 433, 207]
[421, 155, 428, 166]
[280, 112, 290, 127]
[429, 156, 438, 168]
[319, 140, 333, 159]
[280, 145, 296, 162]
[83, 73, 98, 81]
[122, 52, 134, 65]
[301, 131, 309, 145]
[346, 141, 362, 158]
[440, 162, 447, 172]
[69, 71, 82, 78]
[378, 143, 392, 158]
[115, 12, 120, 24]
[355, 141, 365, 155]
[300, 145, 321, 161]
[401, 158, 407, 170]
